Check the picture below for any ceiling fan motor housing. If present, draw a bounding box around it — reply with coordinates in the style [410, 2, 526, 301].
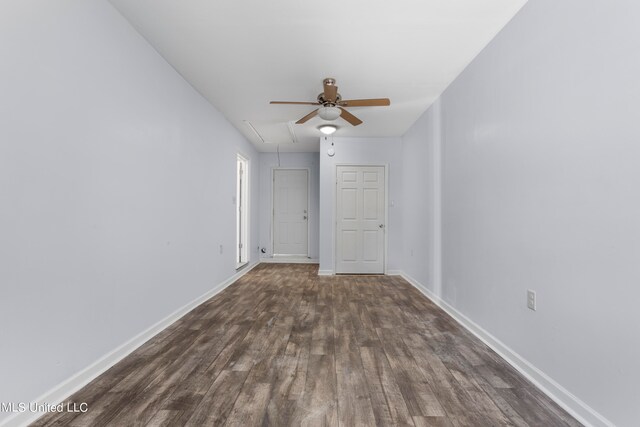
[317, 93, 341, 105]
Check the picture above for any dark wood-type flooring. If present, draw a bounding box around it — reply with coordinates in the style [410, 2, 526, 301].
[33, 263, 580, 426]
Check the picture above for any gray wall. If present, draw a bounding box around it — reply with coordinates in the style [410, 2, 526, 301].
[402, 100, 441, 295]
[0, 0, 259, 420]
[258, 152, 320, 259]
[402, 1, 640, 425]
[319, 136, 403, 274]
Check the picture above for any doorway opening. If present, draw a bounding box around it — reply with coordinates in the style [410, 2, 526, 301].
[236, 154, 249, 268]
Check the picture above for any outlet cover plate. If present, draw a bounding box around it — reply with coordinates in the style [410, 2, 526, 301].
[527, 289, 536, 311]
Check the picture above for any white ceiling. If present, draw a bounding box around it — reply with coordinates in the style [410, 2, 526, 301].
[109, 0, 526, 152]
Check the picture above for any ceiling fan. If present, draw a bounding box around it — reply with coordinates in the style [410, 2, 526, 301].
[270, 78, 390, 127]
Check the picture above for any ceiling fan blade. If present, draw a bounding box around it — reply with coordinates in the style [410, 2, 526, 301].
[324, 82, 338, 103]
[270, 101, 319, 105]
[296, 109, 319, 124]
[339, 98, 391, 107]
[339, 107, 363, 126]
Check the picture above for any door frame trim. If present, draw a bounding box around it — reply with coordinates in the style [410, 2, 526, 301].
[271, 167, 311, 257]
[236, 152, 251, 269]
[334, 164, 388, 275]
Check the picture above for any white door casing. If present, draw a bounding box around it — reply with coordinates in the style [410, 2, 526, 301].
[273, 169, 309, 256]
[236, 154, 249, 267]
[336, 165, 385, 274]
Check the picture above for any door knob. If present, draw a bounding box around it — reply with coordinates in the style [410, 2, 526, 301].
[379, 224, 384, 228]
[304, 216, 308, 220]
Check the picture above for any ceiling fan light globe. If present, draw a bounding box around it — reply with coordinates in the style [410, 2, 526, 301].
[319, 125, 337, 135]
[318, 106, 341, 121]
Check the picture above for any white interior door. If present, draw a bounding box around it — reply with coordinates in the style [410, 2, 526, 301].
[273, 169, 308, 256]
[336, 165, 385, 274]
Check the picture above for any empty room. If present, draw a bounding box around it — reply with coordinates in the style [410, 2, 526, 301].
[1, 0, 638, 426]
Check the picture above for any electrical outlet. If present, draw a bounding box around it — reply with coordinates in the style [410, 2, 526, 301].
[219, 244, 224, 254]
[527, 289, 536, 311]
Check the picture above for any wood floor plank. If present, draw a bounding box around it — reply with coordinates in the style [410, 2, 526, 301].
[310, 300, 334, 356]
[360, 346, 414, 427]
[184, 370, 248, 426]
[296, 354, 338, 426]
[145, 409, 179, 427]
[497, 386, 573, 427]
[470, 371, 529, 427]
[107, 328, 227, 426]
[384, 353, 447, 417]
[412, 416, 455, 427]
[224, 382, 271, 427]
[31, 264, 581, 427]
[244, 315, 296, 425]
[333, 282, 377, 427]
[285, 282, 315, 400]
[448, 367, 513, 426]
[405, 336, 469, 418]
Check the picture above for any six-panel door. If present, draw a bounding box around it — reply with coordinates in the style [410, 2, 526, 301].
[336, 165, 385, 274]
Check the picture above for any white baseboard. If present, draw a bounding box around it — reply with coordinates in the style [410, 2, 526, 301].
[317, 269, 402, 276]
[318, 270, 402, 276]
[399, 271, 614, 427]
[0, 261, 260, 427]
[260, 257, 319, 264]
